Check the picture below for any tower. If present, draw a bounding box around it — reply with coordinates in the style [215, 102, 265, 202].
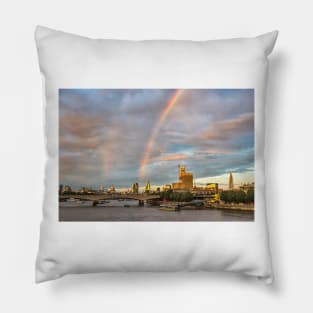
[178, 165, 186, 179]
[145, 180, 151, 193]
[228, 171, 234, 190]
[172, 165, 193, 190]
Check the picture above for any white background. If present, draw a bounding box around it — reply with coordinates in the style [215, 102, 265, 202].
[0, 0, 312, 312]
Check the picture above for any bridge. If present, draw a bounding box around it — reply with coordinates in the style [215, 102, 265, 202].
[59, 193, 160, 206]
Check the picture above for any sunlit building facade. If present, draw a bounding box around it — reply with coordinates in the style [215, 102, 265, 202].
[172, 165, 193, 191]
[206, 183, 219, 194]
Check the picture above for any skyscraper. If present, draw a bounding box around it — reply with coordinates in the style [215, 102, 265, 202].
[228, 171, 234, 190]
[131, 182, 139, 193]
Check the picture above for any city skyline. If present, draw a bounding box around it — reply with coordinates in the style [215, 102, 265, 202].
[60, 170, 254, 192]
[59, 89, 254, 189]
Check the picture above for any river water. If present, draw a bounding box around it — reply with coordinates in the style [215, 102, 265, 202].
[59, 200, 254, 221]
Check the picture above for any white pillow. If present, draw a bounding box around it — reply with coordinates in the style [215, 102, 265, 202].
[35, 26, 278, 283]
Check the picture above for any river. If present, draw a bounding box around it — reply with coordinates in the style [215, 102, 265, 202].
[59, 200, 254, 221]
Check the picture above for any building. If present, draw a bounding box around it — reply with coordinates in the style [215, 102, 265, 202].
[78, 186, 95, 193]
[131, 182, 139, 193]
[172, 165, 193, 190]
[239, 182, 254, 193]
[78, 187, 87, 193]
[109, 185, 116, 193]
[179, 165, 193, 189]
[63, 185, 72, 193]
[145, 180, 151, 193]
[192, 183, 219, 195]
[228, 171, 234, 190]
[99, 185, 104, 193]
[163, 184, 172, 191]
[206, 183, 219, 194]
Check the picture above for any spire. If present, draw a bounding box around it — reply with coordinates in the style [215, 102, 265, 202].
[145, 180, 151, 193]
[229, 171, 234, 190]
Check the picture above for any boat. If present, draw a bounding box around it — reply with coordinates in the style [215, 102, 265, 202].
[159, 204, 180, 211]
[98, 200, 110, 204]
[190, 199, 204, 207]
[67, 197, 78, 202]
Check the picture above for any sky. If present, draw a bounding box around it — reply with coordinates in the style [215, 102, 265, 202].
[59, 89, 254, 190]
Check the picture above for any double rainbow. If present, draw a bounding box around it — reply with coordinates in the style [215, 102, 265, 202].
[138, 89, 183, 179]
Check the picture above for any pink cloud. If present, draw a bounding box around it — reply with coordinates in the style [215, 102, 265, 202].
[160, 153, 188, 161]
[200, 113, 254, 141]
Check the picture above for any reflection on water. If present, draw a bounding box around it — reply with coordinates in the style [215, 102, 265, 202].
[59, 200, 254, 222]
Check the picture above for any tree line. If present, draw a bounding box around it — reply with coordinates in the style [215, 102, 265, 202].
[160, 190, 193, 202]
[220, 189, 254, 203]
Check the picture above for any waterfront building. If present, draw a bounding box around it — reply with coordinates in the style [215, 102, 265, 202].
[228, 171, 234, 190]
[78, 187, 87, 193]
[192, 183, 219, 195]
[78, 186, 94, 193]
[163, 184, 172, 191]
[63, 185, 72, 193]
[172, 165, 193, 190]
[99, 185, 104, 193]
[109, 185, 116, 193]
[239, 182, 254, 193]
[206, 183, 219, 194]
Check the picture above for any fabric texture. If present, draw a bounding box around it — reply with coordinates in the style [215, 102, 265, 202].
[35, 26, 278, 283]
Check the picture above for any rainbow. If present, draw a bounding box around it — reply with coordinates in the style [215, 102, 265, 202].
[139, 89, 183, 179]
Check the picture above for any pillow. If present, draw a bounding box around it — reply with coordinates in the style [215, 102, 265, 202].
[35, 26, 278, 283]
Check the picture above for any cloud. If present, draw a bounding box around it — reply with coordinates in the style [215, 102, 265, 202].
[160, 153, 188, 161]
[200, 113, 254, 141]
[195, 148, 233, 155]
